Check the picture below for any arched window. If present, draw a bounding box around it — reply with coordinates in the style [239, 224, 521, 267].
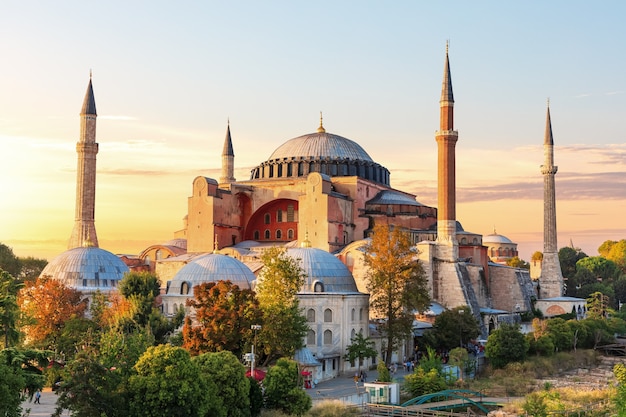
[314, 282, 324, 292]
[276, 230, 282, 240]
[288, 229, 294, 239]
[277, 210, 283, 222]
[155, 249, 162, 260]
[287, 205, 295, 221]
[323, 330, 332, 345]
[173, 303, 178, 312]
[359, 308, 363, 321]
[324, 308, 332, 323]
[264, 213, 270, 224]
[254, 230, 260, 240]
[351, 308, 355, 321]
[351, 329, 356, 339]
[264, 229, 270, 239]
[307, 309, 315, 322]
[307, 330, 315, 345]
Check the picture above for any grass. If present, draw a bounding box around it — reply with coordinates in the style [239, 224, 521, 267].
[259, 400, 361, 417]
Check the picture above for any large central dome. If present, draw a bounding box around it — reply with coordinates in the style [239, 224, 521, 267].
[268, 132, 374, 162]
[250, 121, 390, 186]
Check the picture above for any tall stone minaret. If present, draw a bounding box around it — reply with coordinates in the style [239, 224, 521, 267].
[539, 103, 564, 298]
[435, 43, 459, 260]
[219, 120, 235, 184]
[68, 75, 99, 249]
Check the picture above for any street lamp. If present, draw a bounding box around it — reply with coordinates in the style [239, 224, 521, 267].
[250, 324, 262, 378]
[458, 309, 464, 348]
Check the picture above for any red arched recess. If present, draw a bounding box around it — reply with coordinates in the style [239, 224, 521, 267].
[244, 199, 298, 242]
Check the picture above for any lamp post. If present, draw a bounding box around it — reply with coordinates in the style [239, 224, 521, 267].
[250, 324, 262, 378]
[458, 309, 464, 348]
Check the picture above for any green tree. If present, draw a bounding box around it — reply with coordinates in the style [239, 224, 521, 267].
[0, 349, 26, 417]
[0, 270, 23, 347]
[376, 359, 392, 382]
[183, 280, 262, 357]
[404, 367, 448, 397]
[448, 347, 469, 380]
[522, 392, 548, 417]
[194, 351, 248, 417]
[576, 256, 620, 283]
[545, 318, 574, 352]
[432, 306, 480, 350]
[17, 256, 47, 282]
[256, 247, 308, 365]
[344, 332, 377, 373]
[506, 256, 530, 269]
[129, 345, 209, 417]
[586, 291, 613, 320]
[364, 224, 430, 365]
[559, 246, 587, 281]
[0, 244, 21, 278]
[264, 358, 311, 416]
[599, 239, 626, 272]
[248, 377, 263, 417]
[485, 323, 528, 368]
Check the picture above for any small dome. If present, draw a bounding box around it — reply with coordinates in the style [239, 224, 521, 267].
[163, 238, 187, 250]
[286, 247, 358, 293]
[367, 190, 423, 206]
[268, 132, 374, 162]
[167, 253, 255, 294]
[40, 247, 129, 291]
[484, 233, 513, 244]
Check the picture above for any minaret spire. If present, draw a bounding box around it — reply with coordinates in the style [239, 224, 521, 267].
[219, 119, 236, 184]
[68, 75, 99, 249]
[435, 43, 459, 254]
[539, 101, 564, 297]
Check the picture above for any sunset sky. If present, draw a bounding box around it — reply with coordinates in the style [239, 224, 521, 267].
[1, 1, 625, 262]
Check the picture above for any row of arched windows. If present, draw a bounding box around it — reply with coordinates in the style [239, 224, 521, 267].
[306, 328, 364, 346]
[253, 229, 295, 240]
[307, 307, 366, 323]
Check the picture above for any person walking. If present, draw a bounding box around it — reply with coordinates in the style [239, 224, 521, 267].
[34, 389, 41, 404]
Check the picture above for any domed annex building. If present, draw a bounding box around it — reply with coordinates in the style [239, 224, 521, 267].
[483, 229, 519, 265]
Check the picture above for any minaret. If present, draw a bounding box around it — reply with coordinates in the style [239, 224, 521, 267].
[219, 120, 236, 184]
[435, 42, 459, 258]
[68, 75, 99, 249]
[539, 102, 564, 298]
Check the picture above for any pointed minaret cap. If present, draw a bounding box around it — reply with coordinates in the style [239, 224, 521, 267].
[223, 119, 234, 156]
[440, 41, 454, 103]
[544, 99, 554, 146]
[316, 112, 326, 133]
[81, 71, 97, 116]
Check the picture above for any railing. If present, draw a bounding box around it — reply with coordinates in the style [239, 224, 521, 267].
[363, 404, 478, 417]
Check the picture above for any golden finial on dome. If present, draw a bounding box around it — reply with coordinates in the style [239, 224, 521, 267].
[317, 111, 325, 133]
[213, 234, 219, 254]
[300, 229, 311, 248]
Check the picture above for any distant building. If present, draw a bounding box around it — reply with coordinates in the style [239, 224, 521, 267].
[483, 229, 519, 265]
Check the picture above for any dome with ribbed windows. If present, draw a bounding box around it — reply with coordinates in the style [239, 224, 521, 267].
[250, 120, 390, 185]
[40, 246, 129, 291]
[285, 246, 359, 293]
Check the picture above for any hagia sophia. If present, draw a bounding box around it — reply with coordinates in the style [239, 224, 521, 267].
[39, 47, 577, 382]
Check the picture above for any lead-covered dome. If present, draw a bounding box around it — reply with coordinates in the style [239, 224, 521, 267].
[40, 246, 129, 291]
[286, 246, 359, 293]
[250, 122, 390, 186]
[166, 253, 255, 295]
[483, 232, 513, 244]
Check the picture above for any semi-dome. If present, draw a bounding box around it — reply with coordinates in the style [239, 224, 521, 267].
[286, 246, 359, 293]
[250, 122, 390, 186]
[40, 246, 129, 291]
[166, 253, 255, 295]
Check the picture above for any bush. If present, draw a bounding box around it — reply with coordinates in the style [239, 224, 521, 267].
[307, 400, 361, 417]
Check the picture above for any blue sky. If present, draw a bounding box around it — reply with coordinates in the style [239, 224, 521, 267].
[1, 1, 625, 261]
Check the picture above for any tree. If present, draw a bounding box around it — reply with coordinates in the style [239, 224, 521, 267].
[614, 362, 626, 415]
[129, 345, 209, 417]
[506, 256, 530, 269]
[364, 224, 430, 365]
[545, 318, 574, 352]
[559, 246, 587, 281]
[599, 239, 626, 272]
[183, 280, 262, 357]
[0, 270, 23, 347]
[18, 276, 88, 353]
[255, 247, 308, 365]
[0, 243, 21, 278]
[376, 359, 392, 382]
[485, 323, 529, 368]
[431, 306, 480, 350]
[17, 256, 47, 282]
[264, 358, 312, 416]
[404, 367, 448, 397]
[194, 351, 248, 417]
[576, 256, 620, 283]
[0, 349, 26, 417]
[586, 291, 613, 320]
[344, 332, 377, 373]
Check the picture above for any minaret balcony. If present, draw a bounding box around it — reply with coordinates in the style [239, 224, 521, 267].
[436, 130, 458, 137]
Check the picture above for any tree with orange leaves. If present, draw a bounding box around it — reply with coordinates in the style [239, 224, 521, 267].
[18, 275, 88, 353]
[182, 280, 262, 357]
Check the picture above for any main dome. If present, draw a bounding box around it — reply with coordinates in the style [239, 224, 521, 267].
[268, 132, 374, 162]
[250, 124, 390, 186]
